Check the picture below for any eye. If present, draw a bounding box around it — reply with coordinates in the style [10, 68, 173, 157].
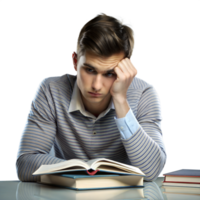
[86, 68, 92, 72]
[107, 73, 115, 77]
[85, 68, 115, 77]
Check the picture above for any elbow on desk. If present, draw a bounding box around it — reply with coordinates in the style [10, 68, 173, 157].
[144, 175, 158, 182]
[16, 154, 40, 182]
[144, 152, 166, 182]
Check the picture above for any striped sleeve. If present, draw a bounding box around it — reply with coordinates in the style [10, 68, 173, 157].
[16, 79, 65, 182]
[121, 86, 166, 181]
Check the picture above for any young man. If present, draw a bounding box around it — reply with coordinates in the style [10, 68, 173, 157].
[16, 14, 166, 182]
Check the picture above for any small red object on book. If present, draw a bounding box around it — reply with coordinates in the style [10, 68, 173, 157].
[86, 169, 99, 175]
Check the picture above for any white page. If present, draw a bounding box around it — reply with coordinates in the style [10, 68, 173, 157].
[33, 159, 89, 175]
[89, 158, 145, 175]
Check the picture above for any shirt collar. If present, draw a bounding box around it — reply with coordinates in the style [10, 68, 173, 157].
[68, 80, 115, 118]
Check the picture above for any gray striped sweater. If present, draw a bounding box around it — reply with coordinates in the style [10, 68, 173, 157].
[16, 74, 166, 181]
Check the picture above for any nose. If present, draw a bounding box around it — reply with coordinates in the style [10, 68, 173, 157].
[92, 74, 103, 92]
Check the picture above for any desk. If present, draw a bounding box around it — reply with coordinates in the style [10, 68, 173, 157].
[0, 177, 200, 200]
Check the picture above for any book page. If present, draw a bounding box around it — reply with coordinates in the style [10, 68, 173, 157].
[97, 163, 141, 174]
[89, 158, 145, 175]
[97, 166, 133, 174]
[86, 158, 106, 167]
[33, 159, 90, 175]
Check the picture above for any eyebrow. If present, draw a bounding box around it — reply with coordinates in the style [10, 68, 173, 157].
[83, 63, 115, 73]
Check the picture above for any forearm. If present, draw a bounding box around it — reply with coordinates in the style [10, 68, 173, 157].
[122, 125, 166, 181]
[113, 97, 130, 119]
[16, 153, 65, 182]
[113, 84, 166, 181]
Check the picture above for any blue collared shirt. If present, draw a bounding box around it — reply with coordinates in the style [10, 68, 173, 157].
[114, 108, 140, 140]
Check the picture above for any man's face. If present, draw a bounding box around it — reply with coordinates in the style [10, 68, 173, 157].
[74, 51, 125, 111]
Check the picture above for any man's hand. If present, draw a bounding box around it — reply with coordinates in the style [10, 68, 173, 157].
[110, 58, 137, 102]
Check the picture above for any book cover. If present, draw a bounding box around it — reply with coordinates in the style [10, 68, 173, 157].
[33, 158, 145, 190]
[163, 169, 200, 184]
[39, 172, 144, 190]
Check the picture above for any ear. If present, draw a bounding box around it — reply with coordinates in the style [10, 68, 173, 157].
[71, 51, 77, 72]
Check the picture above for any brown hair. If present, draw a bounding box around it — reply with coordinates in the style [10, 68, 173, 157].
[77, 13, 134, 60]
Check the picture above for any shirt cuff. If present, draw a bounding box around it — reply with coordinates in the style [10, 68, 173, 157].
[114, 108, 140, 140]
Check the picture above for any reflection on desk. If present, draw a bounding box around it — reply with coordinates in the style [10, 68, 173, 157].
[162, 186, 200, 199]
[2, 177, 199, 200]
[16, 180, 164, 200]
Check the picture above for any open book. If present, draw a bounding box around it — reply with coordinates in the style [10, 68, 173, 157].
[33, 158, 146, 190]
[33, 158, 145, 176]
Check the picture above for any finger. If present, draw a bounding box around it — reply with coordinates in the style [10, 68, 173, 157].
[114, 66, 124, 80]
[118, 59, 133, 76]
[123, 59, 137, 78]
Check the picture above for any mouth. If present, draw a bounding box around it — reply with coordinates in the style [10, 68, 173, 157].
[88, 92, 102, 97]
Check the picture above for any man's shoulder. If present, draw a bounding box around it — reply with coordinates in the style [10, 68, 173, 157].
[131, 77, 153, 91]
[127, 77, 157, 105]
[41, 74, 77, 90]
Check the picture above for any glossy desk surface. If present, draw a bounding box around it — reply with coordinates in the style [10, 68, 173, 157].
[0, 177, 200, 200]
